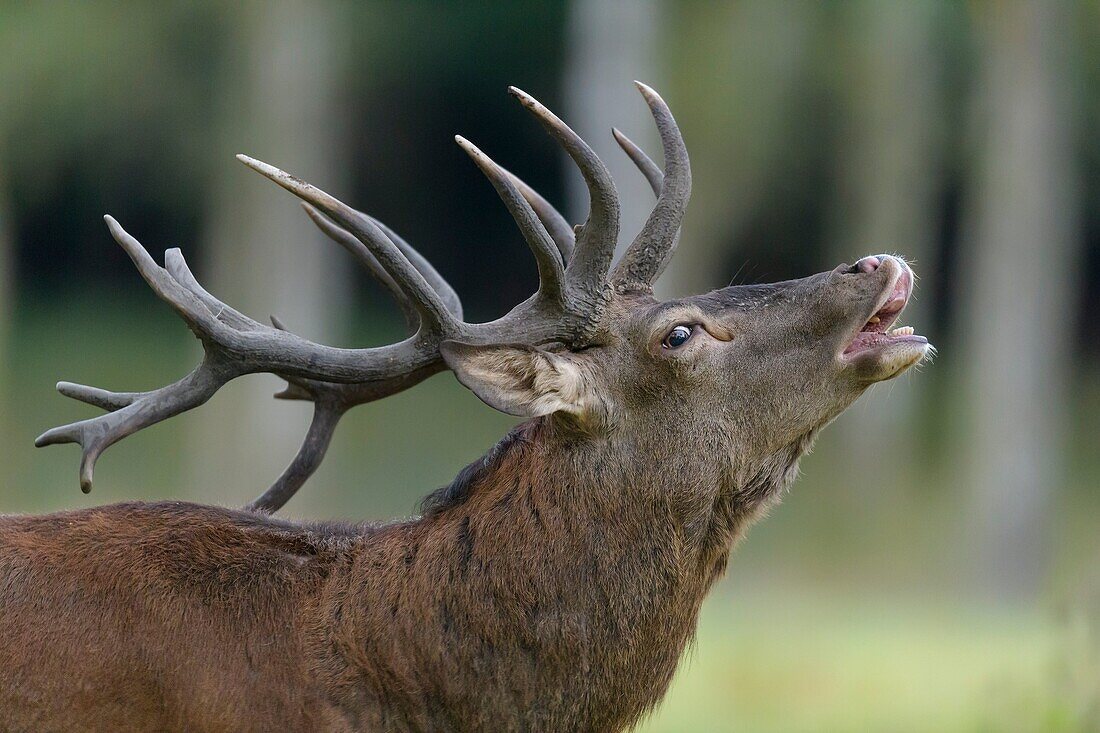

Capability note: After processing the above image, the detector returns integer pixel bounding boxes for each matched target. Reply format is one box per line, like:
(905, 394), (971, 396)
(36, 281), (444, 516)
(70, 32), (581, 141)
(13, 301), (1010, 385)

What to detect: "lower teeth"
(890, 326), (915, 336)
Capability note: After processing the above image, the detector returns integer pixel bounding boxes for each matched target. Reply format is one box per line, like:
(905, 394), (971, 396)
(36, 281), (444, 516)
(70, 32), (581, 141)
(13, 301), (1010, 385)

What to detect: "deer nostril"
(855, 256), (881, 274)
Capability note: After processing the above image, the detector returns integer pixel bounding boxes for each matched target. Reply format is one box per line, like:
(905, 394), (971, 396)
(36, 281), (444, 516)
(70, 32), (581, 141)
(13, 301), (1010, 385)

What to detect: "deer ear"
(440, 341), (591, 418)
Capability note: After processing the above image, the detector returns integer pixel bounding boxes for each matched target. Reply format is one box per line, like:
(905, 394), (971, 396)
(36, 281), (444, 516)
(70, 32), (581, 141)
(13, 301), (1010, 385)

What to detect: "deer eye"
(662, 325), (694, 349)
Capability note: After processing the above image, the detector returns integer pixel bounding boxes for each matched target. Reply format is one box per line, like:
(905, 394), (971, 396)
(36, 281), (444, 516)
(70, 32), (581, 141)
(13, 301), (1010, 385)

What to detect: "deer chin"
(841, 265), (931, 381)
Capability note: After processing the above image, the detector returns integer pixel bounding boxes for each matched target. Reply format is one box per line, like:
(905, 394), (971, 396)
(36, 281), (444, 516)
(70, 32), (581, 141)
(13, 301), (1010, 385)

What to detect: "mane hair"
(419, 422), (532, 516)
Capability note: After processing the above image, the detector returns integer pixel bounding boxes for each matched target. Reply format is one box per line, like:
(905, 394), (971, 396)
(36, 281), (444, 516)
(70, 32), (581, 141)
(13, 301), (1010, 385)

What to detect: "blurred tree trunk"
(0, 161), (11, 353)
(0, 160), (10, 462)
(563, 0), (659, 261)
(191, 2), (351, 506)
(0, 172), (9, 478)
(825, 2), (943, 476)
(0, 161), (11, 486)
(656, 0), (818, 297)
(958, 0), (1080, 599)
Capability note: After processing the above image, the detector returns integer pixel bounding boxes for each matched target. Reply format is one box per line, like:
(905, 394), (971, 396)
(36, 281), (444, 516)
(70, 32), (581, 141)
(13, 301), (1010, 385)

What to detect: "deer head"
(444, 251), (924, 504)
(36, 82), (930, 520)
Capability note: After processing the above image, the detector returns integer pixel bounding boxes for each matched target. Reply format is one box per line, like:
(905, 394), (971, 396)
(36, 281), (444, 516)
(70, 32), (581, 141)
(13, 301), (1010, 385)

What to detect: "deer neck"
(329, 419), (809, 728)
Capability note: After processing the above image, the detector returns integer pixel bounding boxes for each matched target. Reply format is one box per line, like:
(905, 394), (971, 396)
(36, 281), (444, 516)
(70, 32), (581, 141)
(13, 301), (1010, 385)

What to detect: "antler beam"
(37, 87), (630, 498)
(38, 83), (690, 503)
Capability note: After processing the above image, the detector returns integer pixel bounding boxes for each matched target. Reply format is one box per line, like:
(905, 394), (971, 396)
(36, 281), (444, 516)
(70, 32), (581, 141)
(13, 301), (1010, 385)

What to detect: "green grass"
(640, 586), (1098, 732)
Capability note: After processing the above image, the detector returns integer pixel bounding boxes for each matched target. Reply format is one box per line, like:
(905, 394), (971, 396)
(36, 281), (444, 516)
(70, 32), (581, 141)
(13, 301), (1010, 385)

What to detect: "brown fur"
(0, 422), (771, 732)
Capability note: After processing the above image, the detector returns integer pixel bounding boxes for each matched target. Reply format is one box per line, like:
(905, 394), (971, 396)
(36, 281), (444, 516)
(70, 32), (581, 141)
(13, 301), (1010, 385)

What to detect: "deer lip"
(842, 268), (926, 356)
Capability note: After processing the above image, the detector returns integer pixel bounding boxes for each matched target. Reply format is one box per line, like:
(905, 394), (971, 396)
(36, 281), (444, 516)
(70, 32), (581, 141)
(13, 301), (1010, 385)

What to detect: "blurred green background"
(1, 1), (1098, 730)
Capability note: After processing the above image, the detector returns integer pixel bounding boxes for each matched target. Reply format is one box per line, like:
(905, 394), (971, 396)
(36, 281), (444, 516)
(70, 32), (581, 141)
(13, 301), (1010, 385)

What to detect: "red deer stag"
(1, 83), (931, 731)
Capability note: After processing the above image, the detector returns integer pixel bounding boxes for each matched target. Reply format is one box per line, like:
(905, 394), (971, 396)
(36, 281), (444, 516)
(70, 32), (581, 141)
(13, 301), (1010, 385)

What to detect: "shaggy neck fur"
(313, 418), (813, 731)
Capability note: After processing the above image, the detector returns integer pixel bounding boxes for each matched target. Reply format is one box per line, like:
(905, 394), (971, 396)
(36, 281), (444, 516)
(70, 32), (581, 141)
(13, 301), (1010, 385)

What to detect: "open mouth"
(843, 266), (928, 356)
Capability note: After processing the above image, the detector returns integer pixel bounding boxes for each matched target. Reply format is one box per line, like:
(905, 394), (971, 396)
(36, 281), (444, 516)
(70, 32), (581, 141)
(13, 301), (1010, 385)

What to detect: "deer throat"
(332, 429), (727, 730)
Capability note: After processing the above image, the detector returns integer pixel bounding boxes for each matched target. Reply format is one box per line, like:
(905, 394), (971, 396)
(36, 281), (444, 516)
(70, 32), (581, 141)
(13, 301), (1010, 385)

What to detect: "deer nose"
(854, 255), (882, 273)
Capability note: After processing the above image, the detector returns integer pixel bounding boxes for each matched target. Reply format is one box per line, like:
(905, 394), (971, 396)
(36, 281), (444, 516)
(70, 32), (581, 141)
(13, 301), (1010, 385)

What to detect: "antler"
(37, 88), (623, 498)
(611, 82), (691, 292)
(501, 81), (691, 294)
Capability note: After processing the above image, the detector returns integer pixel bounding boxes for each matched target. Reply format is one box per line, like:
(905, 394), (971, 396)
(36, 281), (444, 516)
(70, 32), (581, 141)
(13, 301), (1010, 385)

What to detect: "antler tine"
(612, 128), (662, 196)
(236, 155), (459, 339)
(611, 127), (682, 279)
(244, 321), (452, 513)
(55, 382), (147, 412)
(500, 167), (574, 262)
(612, 82), (692, 292)
(366, 216), (463, 320)
(102, 216), (229, 336)
(508, 87), (620, 298)
(244, 403), (345, 513)
(163, 248), (260, 332)
(455, 136), (566, 301)
(36, 365), (232, 493)
(246, 314), (352, 514)
(301, 203), (419, 333)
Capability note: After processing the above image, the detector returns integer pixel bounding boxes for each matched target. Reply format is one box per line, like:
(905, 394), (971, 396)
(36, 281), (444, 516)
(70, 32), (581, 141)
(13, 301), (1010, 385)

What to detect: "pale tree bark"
(958, 0), (1080, 599)
(191, 2), (351, 505)
(655, 0), (818, 298)
(563, 0), (660, 264)
(0, 154), (13, 462)
(0, 159), (11, 355)
(825, 1), (944, 472)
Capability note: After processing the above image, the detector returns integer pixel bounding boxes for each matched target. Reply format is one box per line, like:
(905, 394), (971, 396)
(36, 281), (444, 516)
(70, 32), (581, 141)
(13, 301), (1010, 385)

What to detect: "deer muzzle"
(841, 255), (931, 381)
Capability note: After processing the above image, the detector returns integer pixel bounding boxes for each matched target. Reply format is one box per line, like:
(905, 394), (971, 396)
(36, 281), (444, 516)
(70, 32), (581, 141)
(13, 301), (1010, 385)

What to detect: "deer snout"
(854, 255), (881, 273)
(854, 253), (911, 275)
(876, 255), (914, 299)
(846, 255), (914, 299)
(837, 254), (900, 276)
